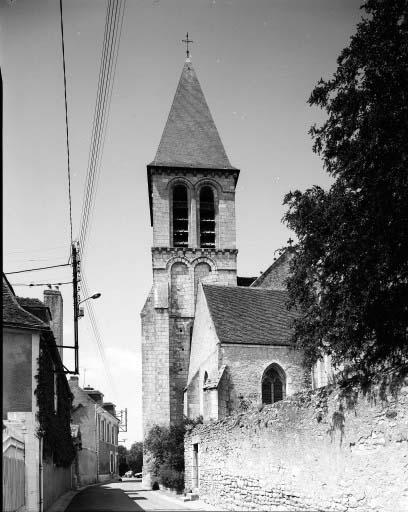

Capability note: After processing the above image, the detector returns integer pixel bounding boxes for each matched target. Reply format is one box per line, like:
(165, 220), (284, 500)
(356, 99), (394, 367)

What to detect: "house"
(2, 275), (74, 512)
(69, 377), (119, 484)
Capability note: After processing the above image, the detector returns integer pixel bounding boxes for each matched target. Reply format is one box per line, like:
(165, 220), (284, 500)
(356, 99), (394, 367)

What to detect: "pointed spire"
(150, 60), (235, 170)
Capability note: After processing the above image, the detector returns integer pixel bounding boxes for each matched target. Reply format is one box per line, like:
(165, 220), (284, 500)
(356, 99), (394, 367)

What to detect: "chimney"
(43, 288), (63, 362)
(84, 386), (104, 405)
(103, 402), (116, 417)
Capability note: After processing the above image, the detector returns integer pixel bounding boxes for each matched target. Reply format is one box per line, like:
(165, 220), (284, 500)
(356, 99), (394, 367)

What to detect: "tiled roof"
(16, 297), (45, 308)
(16, 297), (51, 323)
(150, 59), (236, 170)
(3, 276), (48, 331)
(202, 285), (298, 346)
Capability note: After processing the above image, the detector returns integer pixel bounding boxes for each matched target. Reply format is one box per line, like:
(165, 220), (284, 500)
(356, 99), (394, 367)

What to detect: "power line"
(81, 269), (117, 400)
(11, 281), (73, 287)
(5, 263), (71, 275)
(59, 0), (74, 246)
(80, 0), (124, 258)
(79, 0), (126, 261)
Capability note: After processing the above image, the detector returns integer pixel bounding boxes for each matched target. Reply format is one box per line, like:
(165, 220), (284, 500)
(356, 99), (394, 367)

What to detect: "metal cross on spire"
(182, 32), (194, 59)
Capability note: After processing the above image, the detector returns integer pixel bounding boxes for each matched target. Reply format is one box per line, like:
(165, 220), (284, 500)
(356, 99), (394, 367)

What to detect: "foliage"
(157, 464), (185, 493)
(118, 445), (130, 476)
(35, 333), (75, 467)
(283, 0), (408, 378)
(144, 417), (202, 491)
(128, 441), (143, 474)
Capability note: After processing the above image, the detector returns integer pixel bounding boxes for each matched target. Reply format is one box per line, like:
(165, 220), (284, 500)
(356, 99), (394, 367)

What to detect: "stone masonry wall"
(185, 371), (408, 511)
(221, 344), (306, 412)
(150, 169), (237, 249)
(251, 249), (294, 290)
(143, 247), (237, 433)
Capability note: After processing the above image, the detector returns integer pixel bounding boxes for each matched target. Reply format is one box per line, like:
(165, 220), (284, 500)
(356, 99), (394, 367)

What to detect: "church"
(141, 52), (327, 437)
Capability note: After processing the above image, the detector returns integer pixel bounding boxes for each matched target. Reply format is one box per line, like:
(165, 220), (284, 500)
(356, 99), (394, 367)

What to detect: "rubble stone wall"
(185, 372), (408, 511)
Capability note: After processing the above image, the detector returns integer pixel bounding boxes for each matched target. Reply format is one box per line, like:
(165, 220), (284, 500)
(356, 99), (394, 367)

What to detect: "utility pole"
(72, 242), (80, 374)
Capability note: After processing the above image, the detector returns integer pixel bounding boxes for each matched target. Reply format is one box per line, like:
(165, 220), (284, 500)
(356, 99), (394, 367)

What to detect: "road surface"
(65, 479), (217, 511)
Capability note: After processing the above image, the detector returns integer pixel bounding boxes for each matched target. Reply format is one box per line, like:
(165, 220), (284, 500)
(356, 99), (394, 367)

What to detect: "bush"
(145, 416), (202, 492)
(158, 464), (185, 493)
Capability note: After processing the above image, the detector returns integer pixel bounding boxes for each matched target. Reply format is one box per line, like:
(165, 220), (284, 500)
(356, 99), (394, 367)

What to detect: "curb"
(46, 480), (117, 512)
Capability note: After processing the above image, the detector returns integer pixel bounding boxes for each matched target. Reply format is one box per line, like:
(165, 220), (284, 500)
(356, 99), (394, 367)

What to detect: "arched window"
(203, 371), (208, 386)
(261, 365), (285, 404)
(173, 184), (189, 247)
(199, 186), (215, 249)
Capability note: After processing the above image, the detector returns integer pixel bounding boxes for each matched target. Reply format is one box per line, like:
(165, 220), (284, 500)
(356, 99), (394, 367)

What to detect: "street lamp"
(74, 292), (101, 374)
(79, 293), (101, 305)
(78, 293), (101, 317)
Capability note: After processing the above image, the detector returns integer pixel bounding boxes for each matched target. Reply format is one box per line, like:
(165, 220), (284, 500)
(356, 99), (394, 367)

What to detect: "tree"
(127, 442), (143, 474)
(283, 0), (408, 379)
(118, 445), (129, 476)
(144, 417), (202, 492)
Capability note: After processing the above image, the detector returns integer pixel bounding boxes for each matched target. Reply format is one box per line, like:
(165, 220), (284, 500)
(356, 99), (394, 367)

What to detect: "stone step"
(184, 493), (200, 501)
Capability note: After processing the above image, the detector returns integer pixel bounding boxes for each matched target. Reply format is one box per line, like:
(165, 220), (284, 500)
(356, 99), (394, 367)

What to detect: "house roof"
(3, 275), (49, 331)
(16, 297), (52, 323)
(202, 284), (298, 346)
(150, 59), (236, 170)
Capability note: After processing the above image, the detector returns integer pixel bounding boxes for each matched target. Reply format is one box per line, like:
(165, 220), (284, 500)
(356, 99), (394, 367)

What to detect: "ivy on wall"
(35, 332), (75, 467)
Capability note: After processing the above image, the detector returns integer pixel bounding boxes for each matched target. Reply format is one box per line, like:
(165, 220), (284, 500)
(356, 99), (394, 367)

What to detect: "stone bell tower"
(141, 54), (240, 437)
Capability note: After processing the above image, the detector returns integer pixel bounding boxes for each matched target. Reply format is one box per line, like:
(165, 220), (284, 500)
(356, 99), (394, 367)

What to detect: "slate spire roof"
(150, 58), (236, 170)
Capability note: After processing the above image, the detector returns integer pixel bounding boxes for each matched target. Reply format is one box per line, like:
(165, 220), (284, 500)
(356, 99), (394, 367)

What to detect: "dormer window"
(172, 184), (189, 247)
(199, 186), (215, 248)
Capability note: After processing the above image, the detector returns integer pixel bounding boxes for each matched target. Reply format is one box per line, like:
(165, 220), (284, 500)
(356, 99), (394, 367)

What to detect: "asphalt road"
(65, 479), (213, 512)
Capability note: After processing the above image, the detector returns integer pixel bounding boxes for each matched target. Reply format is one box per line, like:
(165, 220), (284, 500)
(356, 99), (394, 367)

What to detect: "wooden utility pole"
(72, 243), (79, 374)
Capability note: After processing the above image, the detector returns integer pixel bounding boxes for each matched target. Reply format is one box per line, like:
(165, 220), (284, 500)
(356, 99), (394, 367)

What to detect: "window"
(172, 184), (189, 247)
(199, 186), (215, 248)
(261, 365), (285, 404)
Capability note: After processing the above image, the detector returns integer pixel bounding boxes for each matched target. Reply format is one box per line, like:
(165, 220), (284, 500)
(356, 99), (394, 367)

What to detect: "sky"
(1, 0), (362, 445)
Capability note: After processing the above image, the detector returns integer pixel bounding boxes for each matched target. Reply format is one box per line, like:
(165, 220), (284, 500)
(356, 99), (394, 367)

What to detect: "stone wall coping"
(185, 369), (408, 439)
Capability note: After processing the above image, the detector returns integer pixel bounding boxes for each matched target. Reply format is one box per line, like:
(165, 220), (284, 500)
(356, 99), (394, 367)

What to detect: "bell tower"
(141, 54), (239, 436)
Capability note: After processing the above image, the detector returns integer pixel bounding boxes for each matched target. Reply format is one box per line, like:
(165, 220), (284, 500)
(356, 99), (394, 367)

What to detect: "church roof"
(202, 285), (298, 346)
(250, 248), (294, 289)
(150, 59), (236, 170)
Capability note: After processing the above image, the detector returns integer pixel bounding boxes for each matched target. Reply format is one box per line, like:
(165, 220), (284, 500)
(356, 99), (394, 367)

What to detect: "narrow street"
(65, 479), (215, 512)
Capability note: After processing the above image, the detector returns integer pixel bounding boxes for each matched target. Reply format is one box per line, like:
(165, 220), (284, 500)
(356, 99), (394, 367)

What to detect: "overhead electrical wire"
(59, 0), (74, 247)
(80, 269), (117, 400)
(5, 263), (72, 275)
(11, 281), (73, 288)
(79, 0), (126, 261)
